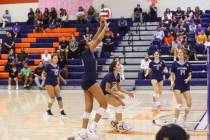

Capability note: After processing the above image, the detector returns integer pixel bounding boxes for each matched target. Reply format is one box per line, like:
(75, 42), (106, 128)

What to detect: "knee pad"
(152, 93), (160, 99)
(96, 107), (106, 116)
(115, 106), (124, 114)
(176, 104), (182, 110)
(82, 112), (91, 119)
(56, 93), (62, 104)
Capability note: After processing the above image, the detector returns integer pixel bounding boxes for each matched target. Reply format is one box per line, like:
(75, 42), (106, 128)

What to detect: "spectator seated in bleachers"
(195, 24), (202, 35)
(148, 4), (157, 22)
(60, 9), (69, 27)
(17, 48), (29, 70)
(156, 124), (189, 140)
(5, 49), (16, 72)
(182, 37), (198, 61)
(1, 10), (11, 29)
(185, 7), (194, 18)
(58, 51), (68, 79)
(170, 16), (178, 30)
(76, 6), (86, 23)
(188, 20), (196, 33)
(102, 27), (114, 54)
(133, 4), (143, 23)
(163, 8), (172, 20)
(152, 27), (165, 44)
(171, 36), (182, 61)
(194, 6), (202, 22)
(83, 26), (93, 42)
(118, 16), (128, 35)
(42, 8), (50, 28)
(196, 29), (207, 45)
(35, 8), (42, 23)
(8, 65), (19, 90)
(2, 31), (15, 54)
(164, 32), (174, 47)
(49, 7), (57, 23)
(87, 6), (98, 23)
(162, 14), (171, 30)
(27, 8), (35, 25)
(34, 61), (45, 90)
(174, 7), (184, 19)
(12, 22), (21, 38)
(34, 19), (44, 33)
(20, 62), (33, 89)
(58, 36), (69, 60)
(139, 54), (151, 79)
(69, 33), (79, 59)
(41, 50), (51, 65)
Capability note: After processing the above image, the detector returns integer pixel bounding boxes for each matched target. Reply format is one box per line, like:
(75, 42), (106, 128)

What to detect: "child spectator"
(20, 62), (33, 89)
(12, 22), (21, 38)
(27, 8), (35, 25)
(8, 65), (19, 90)
(6, 49), (16, 72)
(1, 10), (11, 28)
(34, 61), (45, 90)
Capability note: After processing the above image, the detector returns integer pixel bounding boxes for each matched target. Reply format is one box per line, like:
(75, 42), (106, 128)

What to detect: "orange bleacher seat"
(34, 59), (42, 65)
(15, 43), (30, 48)
(0, 60), (8, 65)
(0, 66), (5, 72)
(16, 48), (55, 54)
(45, 28), (77, 33)
(53, 42), (59, 48)
(27, 32), (79, 38)
(21, 38), (36, 43)
(1, 54), (8, 60)
(0, 72), (9, 78)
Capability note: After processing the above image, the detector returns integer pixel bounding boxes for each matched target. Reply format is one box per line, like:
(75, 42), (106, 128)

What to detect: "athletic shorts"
(173, 82), (190, 93)
(81, 79), (96, 90)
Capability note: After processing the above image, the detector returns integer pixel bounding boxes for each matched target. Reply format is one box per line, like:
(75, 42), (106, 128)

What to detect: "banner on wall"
(39, 0), (93, 16)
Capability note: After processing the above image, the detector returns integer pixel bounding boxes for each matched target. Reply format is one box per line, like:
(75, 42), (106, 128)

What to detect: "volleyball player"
(68, 19), (108, 140)
(100, 61), (134, 131)
(171, 49), (192, 126)
(42, 54), (67, 117)
(145, 51), (168, 109)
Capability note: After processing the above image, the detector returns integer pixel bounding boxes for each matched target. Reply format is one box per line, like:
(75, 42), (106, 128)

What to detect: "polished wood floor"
(0, 89), (207, 140)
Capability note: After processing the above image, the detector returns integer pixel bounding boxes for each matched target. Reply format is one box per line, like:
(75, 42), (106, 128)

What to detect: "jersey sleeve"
(20, 69), (24, 75)
(171, 62), (176, 73)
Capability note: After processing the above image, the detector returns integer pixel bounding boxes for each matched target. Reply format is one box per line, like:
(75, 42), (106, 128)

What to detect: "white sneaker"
(116, 122), (132, 132)
(87, 125), (99, 140)
(8, 86), (11, 90)
(67, 133), (88, 140)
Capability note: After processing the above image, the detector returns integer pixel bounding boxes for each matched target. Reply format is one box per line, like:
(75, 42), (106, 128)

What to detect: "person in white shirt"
(140, 54), (151, 79)
(2, 10), (11, 28)
(153, 27), (165, 41)
(41, 50), (51, 65)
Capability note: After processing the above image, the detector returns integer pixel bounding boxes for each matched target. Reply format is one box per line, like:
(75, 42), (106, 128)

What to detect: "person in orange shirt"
(196, 30), (207, 44)
(164, 32), (174, 47)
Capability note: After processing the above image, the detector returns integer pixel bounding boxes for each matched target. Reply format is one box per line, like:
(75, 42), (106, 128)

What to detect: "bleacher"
(0, 18), (134, 87)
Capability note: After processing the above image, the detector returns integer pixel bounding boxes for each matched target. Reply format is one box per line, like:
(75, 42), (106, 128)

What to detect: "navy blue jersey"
(149, 60), (166, 80)
(81, 48), (97, 82)
(171, 61), (192, 83)
(44, 64), (60, 86)
(100, 72), (120, 95)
